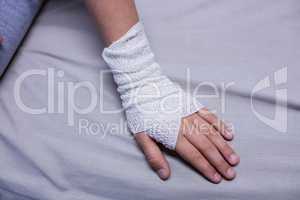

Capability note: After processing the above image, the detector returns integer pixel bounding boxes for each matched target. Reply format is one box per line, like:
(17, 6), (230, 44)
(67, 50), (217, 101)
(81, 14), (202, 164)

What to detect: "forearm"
(85, 0), (139, 46)
(86, 0), (202, 149)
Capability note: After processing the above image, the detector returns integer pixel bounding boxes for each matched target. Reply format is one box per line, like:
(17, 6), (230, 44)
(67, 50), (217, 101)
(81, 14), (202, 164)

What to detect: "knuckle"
(146, 154), (163, 168)
(198, 124), (210, 136)
(190, 152), (203, 163)
(202, 143), (215, 153)
(148, 156), (161, 166)
(207, 128), (218, 137)
(224, 165), (232, 174)
(222, 144), (234, 156)
(207, 113), (217, 123)
(218, 161), (230, 173)
(215, 156), (225, 165)
(216, 139), (228, 150)
(219, 121), (227, 130)
(201, 162), (213, 173)
(209, 116), (217, 123)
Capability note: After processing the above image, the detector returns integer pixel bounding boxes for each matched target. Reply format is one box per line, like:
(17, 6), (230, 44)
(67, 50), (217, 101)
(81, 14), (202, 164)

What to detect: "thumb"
(135, 132), (171, 180)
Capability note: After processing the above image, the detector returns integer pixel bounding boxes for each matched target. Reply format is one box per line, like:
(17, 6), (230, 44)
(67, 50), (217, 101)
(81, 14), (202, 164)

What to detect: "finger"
(184, 119), (236, 180)
(135, 132), (171, 180)
(204, 123), (240, 166)
(195, 111), (240, 165)
(175, 134), (222, 183)
(198, 108), (234, 140)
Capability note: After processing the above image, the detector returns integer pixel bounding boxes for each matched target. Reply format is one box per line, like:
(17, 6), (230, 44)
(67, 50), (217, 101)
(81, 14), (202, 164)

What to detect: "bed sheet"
(0, 0), (299, 199)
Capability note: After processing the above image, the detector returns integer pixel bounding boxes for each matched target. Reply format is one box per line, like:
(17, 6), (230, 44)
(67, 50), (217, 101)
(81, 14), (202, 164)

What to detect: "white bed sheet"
(0, 0), (299, 199)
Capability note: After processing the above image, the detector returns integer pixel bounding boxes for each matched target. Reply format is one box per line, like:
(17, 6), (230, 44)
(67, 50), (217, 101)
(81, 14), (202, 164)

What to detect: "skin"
(85, 0), (240, 183)
(0, 36), (3, 44)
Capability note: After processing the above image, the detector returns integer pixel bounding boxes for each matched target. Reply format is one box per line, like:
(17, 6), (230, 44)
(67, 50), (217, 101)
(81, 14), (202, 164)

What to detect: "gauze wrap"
(102, 22), (204, 149)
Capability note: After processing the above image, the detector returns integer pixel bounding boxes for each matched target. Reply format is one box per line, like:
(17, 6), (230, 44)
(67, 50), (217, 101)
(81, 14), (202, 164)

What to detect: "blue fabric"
(0, 0), (43, 77)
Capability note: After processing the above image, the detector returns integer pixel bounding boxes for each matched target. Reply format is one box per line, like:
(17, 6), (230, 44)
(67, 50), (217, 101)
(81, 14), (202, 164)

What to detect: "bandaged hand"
(103, 22), (239, 182)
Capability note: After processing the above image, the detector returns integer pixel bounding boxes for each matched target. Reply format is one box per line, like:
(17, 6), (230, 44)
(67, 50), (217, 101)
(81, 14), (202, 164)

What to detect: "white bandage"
(102, 22), (204, 149)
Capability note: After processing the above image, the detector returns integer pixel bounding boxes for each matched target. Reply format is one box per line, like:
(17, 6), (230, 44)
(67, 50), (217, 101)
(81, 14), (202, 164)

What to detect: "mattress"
(0, 0), (299, 199)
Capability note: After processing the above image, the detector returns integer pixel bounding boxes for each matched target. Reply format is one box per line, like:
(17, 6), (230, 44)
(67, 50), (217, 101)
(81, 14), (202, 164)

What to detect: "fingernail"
(225, 130), (233, 138)
(229, 154), (239, 165)
(226, 168), (236, 179)
(157, 169), (169, 180)
(213, 173), (222, 183)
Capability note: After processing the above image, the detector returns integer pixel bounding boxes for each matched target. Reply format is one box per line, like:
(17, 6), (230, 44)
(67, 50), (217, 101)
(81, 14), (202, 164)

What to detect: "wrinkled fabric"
(0, 0), (299, 199)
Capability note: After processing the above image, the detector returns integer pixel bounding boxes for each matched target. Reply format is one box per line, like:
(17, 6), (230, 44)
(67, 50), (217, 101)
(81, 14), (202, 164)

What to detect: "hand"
(135, 108), (240, 183)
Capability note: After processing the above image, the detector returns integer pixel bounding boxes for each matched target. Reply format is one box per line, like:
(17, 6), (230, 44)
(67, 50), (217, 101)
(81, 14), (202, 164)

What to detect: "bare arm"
(85, 0), (139, 46)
